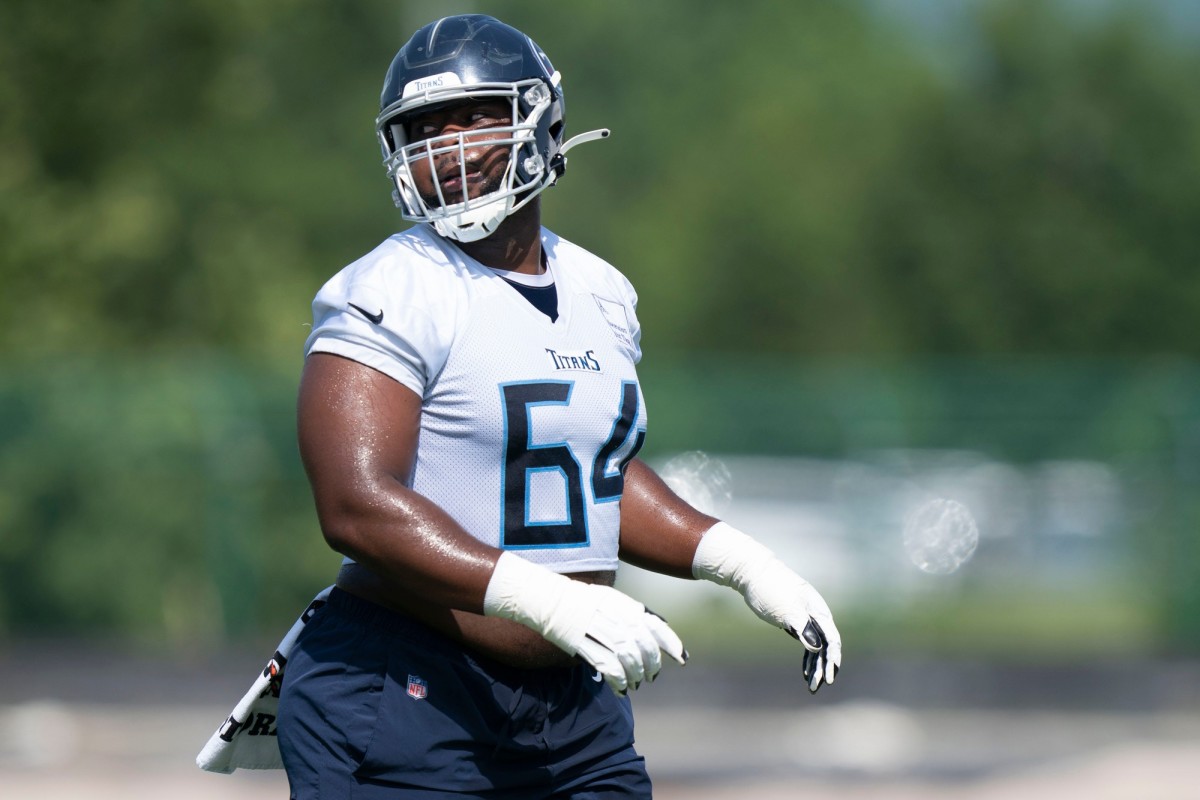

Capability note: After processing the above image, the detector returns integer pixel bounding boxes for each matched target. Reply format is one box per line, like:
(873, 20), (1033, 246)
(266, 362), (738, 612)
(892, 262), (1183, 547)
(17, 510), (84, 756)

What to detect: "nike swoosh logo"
(591, 670), (604, 683)
(348, 303), (384, 325)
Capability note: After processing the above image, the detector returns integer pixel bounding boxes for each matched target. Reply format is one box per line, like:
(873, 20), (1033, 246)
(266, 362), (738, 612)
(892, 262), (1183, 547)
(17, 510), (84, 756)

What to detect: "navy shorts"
(277, 587), (652, 799)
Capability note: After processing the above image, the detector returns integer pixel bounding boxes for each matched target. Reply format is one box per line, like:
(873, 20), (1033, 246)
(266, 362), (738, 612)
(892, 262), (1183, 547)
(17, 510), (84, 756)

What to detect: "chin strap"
(561, 128), (611, 155)
(551, 128), (610, 183)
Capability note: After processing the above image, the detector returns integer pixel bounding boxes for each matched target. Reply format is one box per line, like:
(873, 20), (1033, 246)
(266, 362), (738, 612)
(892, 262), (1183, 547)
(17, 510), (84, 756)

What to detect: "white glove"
(483, 552), (687, 694)
(692, 522), (842, 693)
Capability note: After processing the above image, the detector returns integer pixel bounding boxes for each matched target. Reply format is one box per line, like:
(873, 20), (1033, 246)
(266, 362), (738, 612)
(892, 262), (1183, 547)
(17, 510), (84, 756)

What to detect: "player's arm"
(618, 458), (843, 692)
(297, 353), (685, 692)
(298, 352), (494, 609)
(616, 458), (717, 577)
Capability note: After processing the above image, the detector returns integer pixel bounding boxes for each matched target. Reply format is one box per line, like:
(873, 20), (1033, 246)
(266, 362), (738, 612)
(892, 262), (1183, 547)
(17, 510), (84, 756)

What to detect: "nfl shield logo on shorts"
(406, 675), (428, 700)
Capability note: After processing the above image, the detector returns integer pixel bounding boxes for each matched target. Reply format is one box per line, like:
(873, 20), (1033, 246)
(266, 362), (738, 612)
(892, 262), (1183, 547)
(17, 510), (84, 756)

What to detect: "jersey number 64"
(500, 380), (644, 549)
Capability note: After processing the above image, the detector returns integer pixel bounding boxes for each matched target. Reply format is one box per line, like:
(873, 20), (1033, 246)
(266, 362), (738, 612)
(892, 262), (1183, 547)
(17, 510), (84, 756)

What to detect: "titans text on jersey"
(546, 348), (602, 372)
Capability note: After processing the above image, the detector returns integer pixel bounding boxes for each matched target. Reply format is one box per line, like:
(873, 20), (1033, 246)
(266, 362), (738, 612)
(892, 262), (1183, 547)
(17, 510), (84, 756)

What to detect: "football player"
(275, 14), (841, 798)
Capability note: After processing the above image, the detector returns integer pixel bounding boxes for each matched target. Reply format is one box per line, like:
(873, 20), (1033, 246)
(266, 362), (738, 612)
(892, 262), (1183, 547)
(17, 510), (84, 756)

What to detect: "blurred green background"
(2, 0), (1200, 666)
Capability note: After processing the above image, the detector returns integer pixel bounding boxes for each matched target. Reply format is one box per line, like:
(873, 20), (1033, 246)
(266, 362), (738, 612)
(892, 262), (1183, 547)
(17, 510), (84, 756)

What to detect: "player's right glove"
(483, 551), (687, 694)
(692, 522), (842, 693)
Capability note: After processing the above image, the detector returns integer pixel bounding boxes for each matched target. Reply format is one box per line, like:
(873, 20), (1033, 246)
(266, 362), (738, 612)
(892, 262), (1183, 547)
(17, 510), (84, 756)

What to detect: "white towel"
(196, 586), (333, 773)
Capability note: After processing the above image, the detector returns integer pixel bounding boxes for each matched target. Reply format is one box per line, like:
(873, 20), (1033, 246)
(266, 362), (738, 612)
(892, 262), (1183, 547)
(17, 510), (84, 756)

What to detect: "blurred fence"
(1, 353), (1198, 655)
(637, 354), (1200, 657)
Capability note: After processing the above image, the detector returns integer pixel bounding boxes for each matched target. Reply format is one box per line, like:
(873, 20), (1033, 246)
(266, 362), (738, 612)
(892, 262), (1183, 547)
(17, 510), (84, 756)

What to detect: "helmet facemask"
(378, 78), (560, 243)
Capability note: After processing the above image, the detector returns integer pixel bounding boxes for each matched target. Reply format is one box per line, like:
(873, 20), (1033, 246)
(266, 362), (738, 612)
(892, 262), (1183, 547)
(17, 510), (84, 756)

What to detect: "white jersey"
(305, 225), (647, 573)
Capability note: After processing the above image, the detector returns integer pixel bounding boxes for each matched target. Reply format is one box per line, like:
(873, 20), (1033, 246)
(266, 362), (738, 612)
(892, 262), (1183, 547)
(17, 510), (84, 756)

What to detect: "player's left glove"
(692, 522), (842, 693)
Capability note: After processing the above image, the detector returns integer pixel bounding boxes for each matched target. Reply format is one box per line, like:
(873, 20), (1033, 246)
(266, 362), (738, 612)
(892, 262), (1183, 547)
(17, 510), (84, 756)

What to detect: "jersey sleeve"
(617, 272), (643, 364)
(303, 239), (454, 396)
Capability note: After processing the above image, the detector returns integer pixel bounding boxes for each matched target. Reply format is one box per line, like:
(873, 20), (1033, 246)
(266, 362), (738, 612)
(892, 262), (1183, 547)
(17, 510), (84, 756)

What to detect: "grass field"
(2, 646), (1198, 798)
(1, 704), (1197, 799)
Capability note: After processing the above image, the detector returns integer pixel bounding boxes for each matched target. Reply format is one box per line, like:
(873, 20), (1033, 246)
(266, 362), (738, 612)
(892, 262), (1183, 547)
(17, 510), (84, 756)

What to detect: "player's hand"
(483, 552), (687, 694)
(693, 522), (842, 693)
(569, 585), (687, 694)
(741, 558), (841, 693)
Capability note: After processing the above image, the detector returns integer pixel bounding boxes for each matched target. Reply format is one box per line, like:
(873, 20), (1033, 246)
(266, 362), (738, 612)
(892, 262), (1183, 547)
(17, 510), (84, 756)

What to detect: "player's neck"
(455, 201), (544, 276)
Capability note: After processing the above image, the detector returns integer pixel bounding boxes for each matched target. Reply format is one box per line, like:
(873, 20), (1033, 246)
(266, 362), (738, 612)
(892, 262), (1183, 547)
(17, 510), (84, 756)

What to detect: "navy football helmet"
(376, 15), (608, 242)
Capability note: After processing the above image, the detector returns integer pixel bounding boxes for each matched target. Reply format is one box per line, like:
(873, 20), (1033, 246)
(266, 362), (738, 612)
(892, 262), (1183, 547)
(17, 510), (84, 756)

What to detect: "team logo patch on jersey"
(592, 295), (635, 355)
(406, 675), (428, 700)
(546, 348), (602, 373)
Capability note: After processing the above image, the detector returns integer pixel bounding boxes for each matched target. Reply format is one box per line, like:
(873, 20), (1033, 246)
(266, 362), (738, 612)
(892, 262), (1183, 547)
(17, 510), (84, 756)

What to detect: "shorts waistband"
(324, 586), (464, 657)
(322, 586), (584, 686)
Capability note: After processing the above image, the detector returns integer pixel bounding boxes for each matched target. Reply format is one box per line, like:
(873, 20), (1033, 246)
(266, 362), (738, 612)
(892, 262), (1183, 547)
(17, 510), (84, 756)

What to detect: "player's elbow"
(312, 497), (380, 562)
